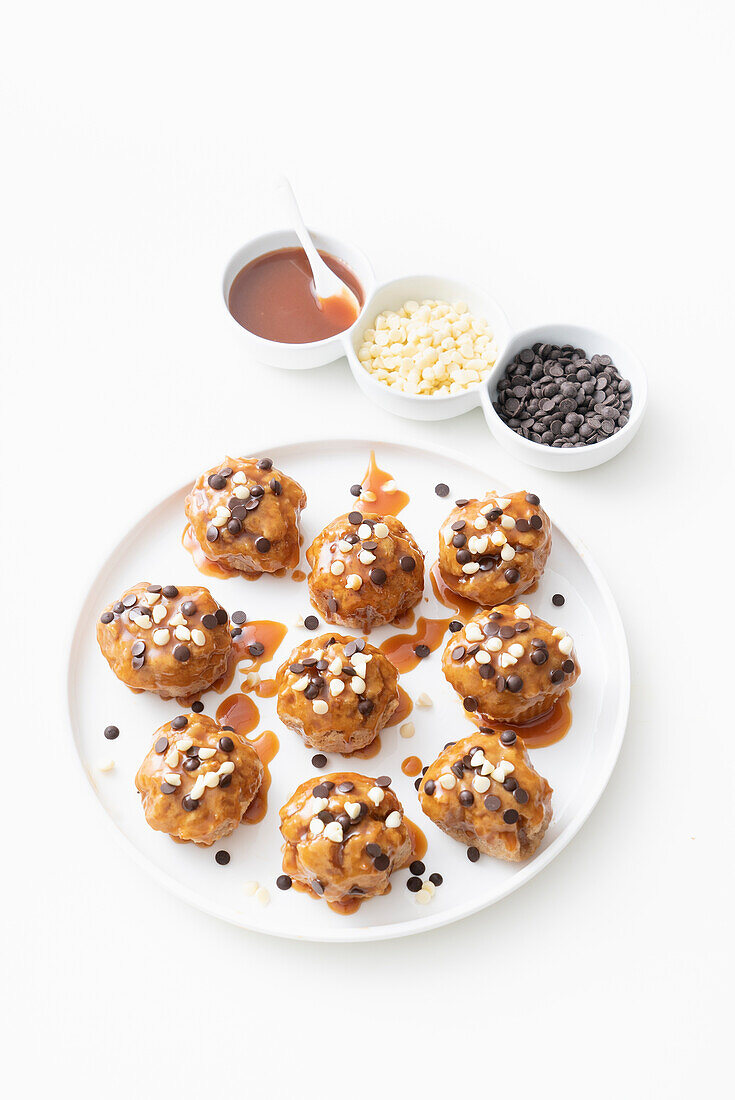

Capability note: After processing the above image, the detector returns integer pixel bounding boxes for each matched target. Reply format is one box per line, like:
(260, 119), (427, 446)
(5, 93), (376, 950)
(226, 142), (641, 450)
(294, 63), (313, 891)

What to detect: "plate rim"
(65, 435), (630, 943)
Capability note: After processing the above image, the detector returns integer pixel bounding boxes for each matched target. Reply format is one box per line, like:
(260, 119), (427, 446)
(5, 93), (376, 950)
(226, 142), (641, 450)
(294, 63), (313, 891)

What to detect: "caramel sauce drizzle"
(181, 523), (243, 580)
(429, 561), (478, 622)
(387, 685), (413, 726)
(401, 755), (423, 777)
(354, 451), (410, 516)
(490, 690), (573, 749)
(379, 615), (452, 673)
(212, 619), (288, 696)
(214, 693), (279, 825)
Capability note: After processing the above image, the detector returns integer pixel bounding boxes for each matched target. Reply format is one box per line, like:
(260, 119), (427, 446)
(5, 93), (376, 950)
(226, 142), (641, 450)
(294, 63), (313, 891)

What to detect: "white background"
(1, 1), (732, 1096)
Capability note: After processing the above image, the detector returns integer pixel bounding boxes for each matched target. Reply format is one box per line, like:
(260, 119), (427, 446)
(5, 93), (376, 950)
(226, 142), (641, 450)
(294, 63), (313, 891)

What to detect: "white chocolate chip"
(345, 574), (363, 591)
(169, 613), (185, 627)
(243, 880), (259, 896)
(475, 650), (492, 664)
(176, 737), (193, 751)
(130, 611), (152, 630)
(233, 485), (250, 500)
(98, 759), (115, 773)
(152, 604), (167, 624)
(338, 539), (354, 552)
(439, 773), (456, 791)
(152, 628), (170, 646)
(324, 821), (344, 842)
(465, 623), (484, 643)
(145, 592), (161, 605)
(496, 498), (511, 508)
(215, 505), (231, 518)
(470, 750), (486, 768)
(312, 700), (329, 715)
(309, 817), (325, 836)
(204, 772), (219, 789)
(191, 629), (206, 647)
(330, 561), (345, 576)
(385, 811), (402, 829)
(416, 693), (433, 708)
(310, 797), (328, 812)
(499, 653), (517, 667)
(344, 801), (361, 821)
(351, 676), (366, 694)
(508, 643), (525, 658)
(218, 761), (235, 775)
(473, 775), (491, 793)
(486, 637), (503, 652)
(500, 545), (516, 561)
(198, 747), (216, 760)
(480, 759), (494, 776)
(211, 513), (228, 528)
(231, 471), (247, 484)
(164, 748), (180, 768)
(559, 635), (574, 655)
(328, 656), (343, 675)
(362, 490), (377, 502)
(474, 515), (488, 530)
(373, 522), (389, 539)
(462, 562), (480, 574)
(329, 679), (345, 697)
(190, 775), (206, 800)
(399, 721), (415, 738)
(490, 531), (507, 546)
(416, 887), (432, 905)
(255, 887), (270, 907)
(368, 786), (385, 805)
(293, 675), (309, 691)
(358, 549), (376, 565)
(500, 514), (515, 529)
(514, 605), (531, 619)
(174, 625), (191, 642)
(552, 626), (566, 639)
(357, 523), (372, 539)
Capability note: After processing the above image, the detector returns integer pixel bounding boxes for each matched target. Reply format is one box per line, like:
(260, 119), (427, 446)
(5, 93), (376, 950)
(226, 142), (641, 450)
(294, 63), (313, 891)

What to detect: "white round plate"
(67, 438), (629, 942)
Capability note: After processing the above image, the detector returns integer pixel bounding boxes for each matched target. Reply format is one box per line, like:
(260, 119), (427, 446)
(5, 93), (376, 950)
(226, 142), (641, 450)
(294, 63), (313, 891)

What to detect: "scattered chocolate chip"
(435, 483), (450, 497)
(183, 757), (199, 772)
(327, 597), (338, 613)
(451, 519), (466, 531)
(552, 593), (565, 607)
(506, 675), (523, 693)
(248, 642), (265, 657)
(484, 794), (502, 811)
(455, 498), (469, 507)
(429, 872), (443, 886)
(449, 620), (463, 633)
(452, 645), (466, 661)
(348, 510), (363, 525)
(503, 776), (518, 792)
(205, 525), (219, 542)
(349, 483), (362, 497)
(410, 860), (425, 876)
(173, 644), (190, 662)
(463, 696), (478, 712)
(407, 876), (423, 892)
(154, 736), (169, 754)
(113, 601), (124, 614)
(369, 567), (387, 586)
(496, 675), (506, 692)
(162, 585), (178, 598)
(531, 649), (548, 665)
(365, 843), (382, 858)
(336, 781), (354, 794)
(451, 762), (465, 779)
(191, 701), (204, 714)
(499, 625), (515, 639)
(208, 473), (226, 490)
(215, 850), (230, 866)
(550, 668), (565, 684)
(185, 745), (199, 758)
(182, 601), (197, 617)
(201, 613), (217, 629)
(218, 736), (234, 753)
(459, 790), (474, 806)
(467, 846), (480, 862)
(304, 615), (319, 631)
(376, 775), (392, 788)
(270, 478), (282, 495)
(104, 725), (119, 740)
(525, 493), (540, 505)
(530, 515), (543, 530)
(504, 568), (520, 583)
(214, 608), (228, 626)
(255, 537), (271, 553)
(257, 457), (273, 470)
(227, 518), (242, 535)
(311, 753), (327, 768)
(414, 644), (430, 659)
(424, 780), (435, 795)
(276, 874), (292, 890)
(123, 593), (138, 608)
(131, 656), (145, 670)
(479, 663), (495, 680)
(514, 788), (529, 804)
(100, 611), (114, 624)
(562, 659), (575, 673)
(503, 808), (519, 824)
(500, 730), (517, 746)
(161, 782), (177, 795)
(399, 555), (416, 572)
(171, 716), (188, 730)
(182, 796), (199, 811)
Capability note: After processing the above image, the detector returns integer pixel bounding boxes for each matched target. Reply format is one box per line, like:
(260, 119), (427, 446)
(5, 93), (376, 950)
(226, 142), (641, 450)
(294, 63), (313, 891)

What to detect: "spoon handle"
(275, 176), (328, 290)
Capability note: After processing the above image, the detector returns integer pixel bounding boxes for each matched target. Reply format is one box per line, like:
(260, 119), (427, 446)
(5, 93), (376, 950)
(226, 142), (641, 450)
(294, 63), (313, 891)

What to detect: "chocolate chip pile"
(493, 344), (632, 447)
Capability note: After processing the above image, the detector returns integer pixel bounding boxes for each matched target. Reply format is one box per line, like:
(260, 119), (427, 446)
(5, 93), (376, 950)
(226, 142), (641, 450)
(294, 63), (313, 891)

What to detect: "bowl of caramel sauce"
(223, 230), (374, 369)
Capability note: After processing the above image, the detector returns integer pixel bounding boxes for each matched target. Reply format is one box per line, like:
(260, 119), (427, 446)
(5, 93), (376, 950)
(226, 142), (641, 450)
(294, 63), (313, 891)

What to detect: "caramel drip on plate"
(492, 690), (573, 749)
(354, 451), (410, 516)
(380, 615), (452, 673)
(243, 729), (279, 824)
(430, 561), (478, 621)
(386, 686), (413, 727)
(401, 755), (423, 777)
(215, 692), (260, 736)
(181, 523), (242, 580)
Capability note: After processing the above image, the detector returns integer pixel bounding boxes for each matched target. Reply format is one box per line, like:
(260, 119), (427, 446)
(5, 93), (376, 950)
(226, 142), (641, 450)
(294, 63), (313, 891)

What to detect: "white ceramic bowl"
(343, 275), (512, 421)
(480, 323), (647, 472)
(222, 229), (375, 369)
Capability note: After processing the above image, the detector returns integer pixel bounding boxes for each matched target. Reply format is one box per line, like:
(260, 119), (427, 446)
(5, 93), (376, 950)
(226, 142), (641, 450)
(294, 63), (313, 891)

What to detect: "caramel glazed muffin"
(419, 729), (552, 862)
(135, 713), (263, 845)
(306, 510), (424, 631)
(185, 456), (306, 575)
(437, 490), (551, 607)
(443, 602), (580, 724)
(280, 773), (412, 908)
(276, 634), (399, 754)
(97, 582), (232, 700)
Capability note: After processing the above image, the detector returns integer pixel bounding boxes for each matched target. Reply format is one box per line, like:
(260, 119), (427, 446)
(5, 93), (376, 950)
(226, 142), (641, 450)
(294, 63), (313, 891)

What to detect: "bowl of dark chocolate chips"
(480, 324), (647, 471)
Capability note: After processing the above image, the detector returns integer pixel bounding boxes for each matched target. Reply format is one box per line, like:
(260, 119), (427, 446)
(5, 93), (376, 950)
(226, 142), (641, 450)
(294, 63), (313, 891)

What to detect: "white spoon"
(276, 176), (360, 316)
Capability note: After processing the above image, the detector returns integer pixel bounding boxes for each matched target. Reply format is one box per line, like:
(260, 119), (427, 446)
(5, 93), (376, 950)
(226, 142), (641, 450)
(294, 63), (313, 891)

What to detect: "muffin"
(276, 634), (399, 754)
(437, 490), (551, 607)
(419, 728), (552, 861)
(442, 602), (579, 724)
(97, 582), (231, 700)
(306, 510), (424, 631)
(135, 713), (263, 845)
(185, 456), (306, 576)
(279, 772), (412, 909)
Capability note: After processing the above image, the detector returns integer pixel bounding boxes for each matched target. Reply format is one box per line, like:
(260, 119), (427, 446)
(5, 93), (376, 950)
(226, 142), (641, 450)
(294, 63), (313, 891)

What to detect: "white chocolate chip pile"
(357, 299), (498, 396)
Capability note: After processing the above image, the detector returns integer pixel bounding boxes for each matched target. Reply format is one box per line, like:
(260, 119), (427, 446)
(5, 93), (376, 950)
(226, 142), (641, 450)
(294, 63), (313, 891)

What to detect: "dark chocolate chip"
(218, 736), (234, 753)
(435, 483), (450, 497)
(173, 644), (190, 662)
(311, 753), (327, 768)
(429, 873), (443, 887)
(407, 876), (423, 892)
(484, 794), (502, 811)
(506, 675), (523, 692)
(160, 782), (177, 795)
(348, 511), (363, 525)
(399, 555), (416, 572)
(104, 725), (119, 740)
(276, 874), (292, 890)
(504, 568), (520, 583)
(256, 458), (273, 470)
(459, 790), (474, 806)
(304, 615), (319, 631)
(255, 536), (271, 553)
(525, 493), (540, 505)
(503, 808), (519, 824)
(463, 696), (478, 712)
(154, 736), (169, 754)
(369, 567), (387, 585)
(424, 780), (436, 796)
(550, 668), (565, 684)
(162, 585), (178, 598)
(215, 608), (228, 625)
(449, 621), (463, 633)
(467, 846), (480, 862)
(215, 850), (230, 865)
(514, 788), (529, 804)
(414, 644), (430, 659)
(171, 715), (188, 730)
(500, 730), (517, 746)
(182, 796), (199, 811)
(100, 611), (114, 624)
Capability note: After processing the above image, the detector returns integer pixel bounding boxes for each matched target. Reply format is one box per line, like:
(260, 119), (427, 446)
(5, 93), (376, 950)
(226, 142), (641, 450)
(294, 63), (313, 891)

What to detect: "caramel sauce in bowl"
(223, 229), (374, 370)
